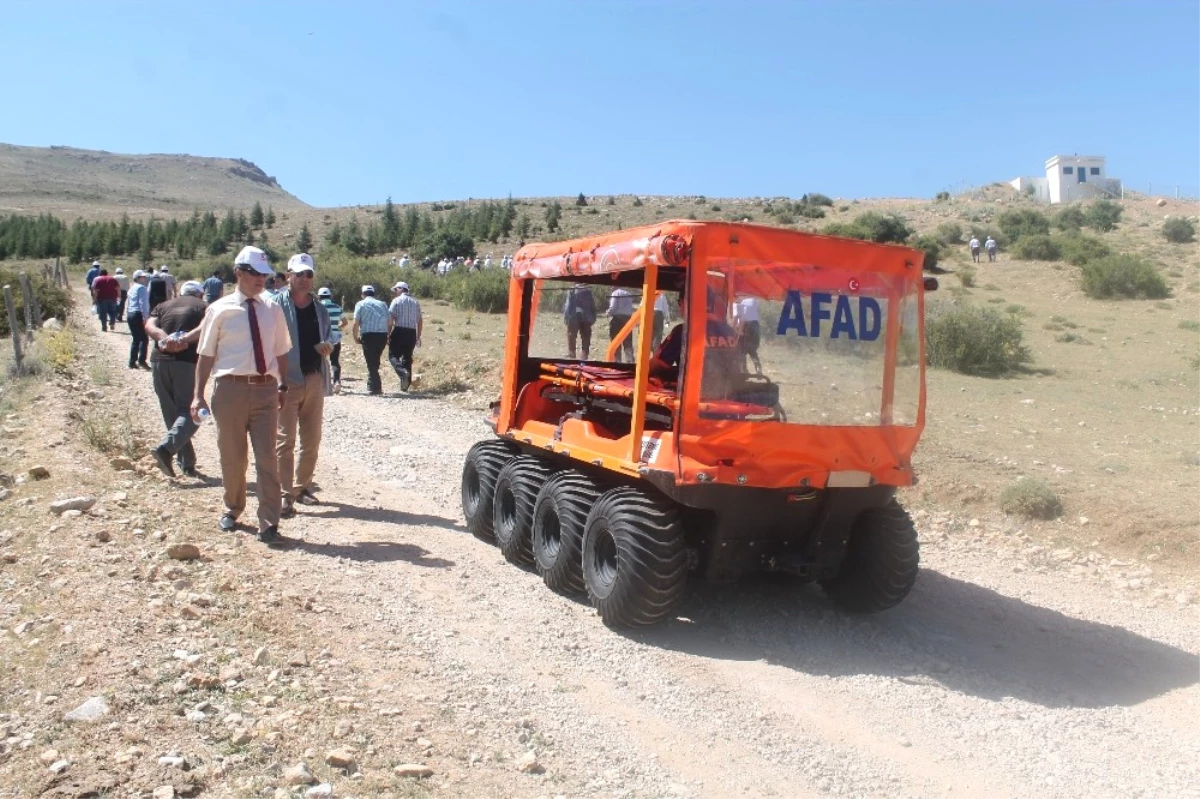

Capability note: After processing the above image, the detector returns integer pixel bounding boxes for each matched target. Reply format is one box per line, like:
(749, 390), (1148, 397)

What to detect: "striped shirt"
(320, 298), (344, 344)
(388, 294), (421, 329)
(353, 297), (390, 334)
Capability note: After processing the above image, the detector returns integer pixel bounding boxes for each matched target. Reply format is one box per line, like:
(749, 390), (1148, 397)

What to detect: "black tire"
(493, 456), (558, 566)
(532, 471), (604, 595)
(582, 487), (687, 628)
(461, 440), (518, 543)
(820, 500), (919, 613)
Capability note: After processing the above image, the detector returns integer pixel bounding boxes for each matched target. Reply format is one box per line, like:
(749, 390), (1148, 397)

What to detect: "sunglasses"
(292, 270), (314, 279)
(236, 266), (266, 276)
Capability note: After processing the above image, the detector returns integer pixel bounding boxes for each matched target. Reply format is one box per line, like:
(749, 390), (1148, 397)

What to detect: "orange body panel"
(497, 221), (928, 494)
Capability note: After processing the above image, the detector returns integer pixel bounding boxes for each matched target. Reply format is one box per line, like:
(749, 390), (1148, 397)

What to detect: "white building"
(1009, 155), (1122, 204)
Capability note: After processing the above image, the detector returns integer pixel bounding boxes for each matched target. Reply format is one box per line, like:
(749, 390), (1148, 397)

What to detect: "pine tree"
(250, 202), (265, 229)
(576, 192), (588, 207)
(545, 201), (562, 233)
(382, 197), (400, 250)
(296, 223), (312, 253)
(265, 206), (276, 228)
(515, 212), (531, 240)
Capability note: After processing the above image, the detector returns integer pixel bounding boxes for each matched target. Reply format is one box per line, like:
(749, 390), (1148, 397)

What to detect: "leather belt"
(218, 374), (277, 385)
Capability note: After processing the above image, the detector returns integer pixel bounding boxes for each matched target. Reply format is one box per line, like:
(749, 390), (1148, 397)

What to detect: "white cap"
(181, 281), (204, 298)
(114, 267), (124, 274)
(160, 265), (170, 273)
(361, 285), (375, 295)
(92, 261), (101, 267)
(234, 245), (272, 275)
(392, 281), (409, 292)
(287, 253), (315, 273)
(317, 287), (332, 298)
(132, 269), (147, 279)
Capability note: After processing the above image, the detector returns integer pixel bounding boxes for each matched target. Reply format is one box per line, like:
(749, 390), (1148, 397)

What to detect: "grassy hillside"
(0, 143), (306, 219)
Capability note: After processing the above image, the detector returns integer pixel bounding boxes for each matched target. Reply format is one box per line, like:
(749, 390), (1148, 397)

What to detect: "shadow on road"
(301, 500), (464, 533)
(288, 538), (454, 568)
(630, 569), (1197, 709)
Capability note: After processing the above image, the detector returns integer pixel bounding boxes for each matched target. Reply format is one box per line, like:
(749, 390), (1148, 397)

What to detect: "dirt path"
(2, 314), (1197, 799)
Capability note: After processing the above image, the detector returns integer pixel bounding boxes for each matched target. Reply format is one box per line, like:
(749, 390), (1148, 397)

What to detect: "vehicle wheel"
(820, 500), (919, 613)
(532, 471), (604, 595)
(493, 456), (558, 566)
(582, 487), (687, 627)
(461, 440), (518, 543)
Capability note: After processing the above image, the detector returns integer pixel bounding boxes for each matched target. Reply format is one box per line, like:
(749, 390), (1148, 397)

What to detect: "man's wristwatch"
(278, 386), (288, 393)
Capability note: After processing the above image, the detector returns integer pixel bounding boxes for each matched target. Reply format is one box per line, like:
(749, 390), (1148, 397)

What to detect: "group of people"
(348, 281), (423, 395)
(385, 252), (514, 274)
(969, 235), (998, 263)
(86, 247), (380, 548)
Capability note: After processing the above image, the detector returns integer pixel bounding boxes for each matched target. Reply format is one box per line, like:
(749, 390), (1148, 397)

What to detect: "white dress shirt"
(733, 297), (760, 323)
(197, 289), (292, 383)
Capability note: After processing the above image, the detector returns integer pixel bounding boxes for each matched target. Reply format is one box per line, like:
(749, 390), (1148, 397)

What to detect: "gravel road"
(298, 380), (1199, 799)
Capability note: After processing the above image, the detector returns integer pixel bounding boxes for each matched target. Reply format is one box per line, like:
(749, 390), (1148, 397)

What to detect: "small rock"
(219, 666), (243, 683)
(28, 466), (50, 480)
(253, 646), (268, 666)
(289, 652), (309, 667)
(63, 696), (109, 723)
(230, 730), (252, 746)
(1156, 198), (1168, 207)
(167, 543), (202, 561)
(516, 750), (544, 774)
(39, 749), (60, 765)
(305, 785), (333, 799)
(95, 530), (112, 543)
(1176, 592), (1193, 606)
(49, 496), (96, 514)
(153, 786), (175, 799)
(185, 710), (206, 723)
(0, 488), (10, 502)
(109, 457), (135, 471)
(333, 719), (353, 739)
(325, 748), (357, 770)
(968, 518), (980, 528)
(180, 606), (202, 620)
(48, 759), (70, 774)
(283, 763), (316, 786)
(1078, 516), (1089, 525)
(393, 764), (433, 778)
(158, 755), (186, 768)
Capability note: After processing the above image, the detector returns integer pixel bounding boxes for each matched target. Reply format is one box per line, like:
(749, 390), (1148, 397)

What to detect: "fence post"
(4, 285), (24, 375)
(17, 273), (35, 341)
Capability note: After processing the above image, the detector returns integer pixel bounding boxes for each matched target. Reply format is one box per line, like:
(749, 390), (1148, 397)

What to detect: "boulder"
(64, 696), (109, 723)
(50, 497), (96, 514)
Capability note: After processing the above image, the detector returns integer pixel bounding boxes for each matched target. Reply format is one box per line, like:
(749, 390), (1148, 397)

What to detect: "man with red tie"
(192, 246), (293, 546)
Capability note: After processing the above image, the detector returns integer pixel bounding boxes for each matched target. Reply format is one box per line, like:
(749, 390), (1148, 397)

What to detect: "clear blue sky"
(2, 0), (1197, 207)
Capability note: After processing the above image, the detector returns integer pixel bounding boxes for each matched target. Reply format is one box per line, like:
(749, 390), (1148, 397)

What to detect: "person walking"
(147, 269), (169, 314)
(113, 267), (130, 322)
(202, 270), (224, 304)
(85, 260), (101, 289)
(317, 287), (344, 392)
(985, 236), (997, 262)
(387, 281), (423, 392)
(90, 269), (121, 332)
(605, 287), (635, 362)
(351, 285), (390, 395)
(275, 254), (334, 517)
(159, 265), (177, 299)
(563, 283), (596, 360)
(733, 295), (762, 374)
(969, 236), (981, 264)
(191, 246), (292, 546)
(125, 270), (151, 369)
(145, 281), (207, 478)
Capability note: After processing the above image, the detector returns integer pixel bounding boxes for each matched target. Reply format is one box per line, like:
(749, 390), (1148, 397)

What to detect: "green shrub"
(1163, 217), (1196, 244)
(999, 477), (1063, 519)
(925, 303), (1031, 376)
(0, 269), (74, 336)
(631, 197), (643, 207)
(452, 268), (510, 313)
(998, 208), (1051, 242)
(1085, 199), (1122, 232)
(957, 266), (976, 288)
(913, 234), (941, 271)
(806, 192), (834, 207)
(1057, 232), (1111, 266)
(935, 191), (950, 202)
(969, 225), (1005, 249)
(1053, 205), (1086, 231)
(934, 222), (963, 245)
(1179, 319), (1200, 332)
(1011, 234), (1062, 261)
(823, 212), (912, 244)
(1080, 254), (1170, 300)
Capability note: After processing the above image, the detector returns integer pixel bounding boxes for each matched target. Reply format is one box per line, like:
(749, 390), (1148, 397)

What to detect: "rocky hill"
(0, 143), (307, 220)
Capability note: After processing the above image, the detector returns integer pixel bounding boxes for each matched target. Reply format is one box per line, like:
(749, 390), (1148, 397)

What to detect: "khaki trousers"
(212, 378), (282, 531)
(277, 371), (325, 501)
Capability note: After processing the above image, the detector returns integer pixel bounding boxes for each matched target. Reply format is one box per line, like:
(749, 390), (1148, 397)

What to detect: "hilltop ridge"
(0, 143), (306, 219)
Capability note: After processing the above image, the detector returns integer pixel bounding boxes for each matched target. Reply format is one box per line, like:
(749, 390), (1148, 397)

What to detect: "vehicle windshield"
(698, 259), (921, 426)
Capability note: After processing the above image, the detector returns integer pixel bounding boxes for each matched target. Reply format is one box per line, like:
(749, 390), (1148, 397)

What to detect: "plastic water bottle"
(197, 408), (212, 425)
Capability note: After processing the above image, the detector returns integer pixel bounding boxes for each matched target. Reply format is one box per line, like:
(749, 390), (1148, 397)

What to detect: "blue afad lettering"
(776, 291), (881, 341)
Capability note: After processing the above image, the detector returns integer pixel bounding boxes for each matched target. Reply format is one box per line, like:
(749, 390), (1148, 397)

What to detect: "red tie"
(245, 297), (268, 375)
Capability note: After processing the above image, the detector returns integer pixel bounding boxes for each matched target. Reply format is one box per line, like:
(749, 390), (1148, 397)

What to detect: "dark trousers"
(117, 290), (127, 321)
(127, 313), (148, 366)
(608, 314), (634, 362)
(388, 327), (417, 374)
(360, 332), (387, 394)
(152, 360), (199, 471)
(566, 318), (592, 359)
(329, 342), (341, 384)
(96, 299), (118, 331)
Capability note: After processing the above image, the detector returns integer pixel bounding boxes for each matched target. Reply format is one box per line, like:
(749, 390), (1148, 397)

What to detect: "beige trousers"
(277, 371), (326, 501)
(212, 378), (282, 531)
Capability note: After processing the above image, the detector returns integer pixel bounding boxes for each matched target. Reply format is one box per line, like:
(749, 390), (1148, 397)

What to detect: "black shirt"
(147, 278), (168, 312)
(149, 296), (206, 364)
(296, 301), (321, 375)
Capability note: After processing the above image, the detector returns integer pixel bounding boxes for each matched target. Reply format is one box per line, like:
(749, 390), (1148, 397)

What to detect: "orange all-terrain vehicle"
(462, 220), (934, 627)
